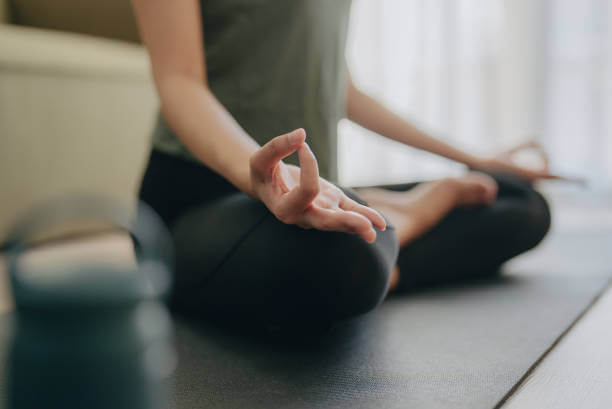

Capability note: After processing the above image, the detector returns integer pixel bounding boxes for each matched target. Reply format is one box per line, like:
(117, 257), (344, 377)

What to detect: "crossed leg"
(356, 172), (551, 292)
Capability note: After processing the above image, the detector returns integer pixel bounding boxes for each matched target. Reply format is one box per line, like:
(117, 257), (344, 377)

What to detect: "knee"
(521, 188), (552, 249)
(325, 225), (399, 321)
(489, 172), (551, 249)
(499, 187), (551, 252)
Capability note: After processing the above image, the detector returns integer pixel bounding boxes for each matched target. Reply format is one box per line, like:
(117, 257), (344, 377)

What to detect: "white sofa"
(0, 0), (157, 243)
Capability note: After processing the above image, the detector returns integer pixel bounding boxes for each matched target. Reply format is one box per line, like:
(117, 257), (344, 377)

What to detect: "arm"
(346, 72), (561, 181)
(132, 0), (385, 241)
(132, 0), (258, 196)
(346, 72), (479, 167)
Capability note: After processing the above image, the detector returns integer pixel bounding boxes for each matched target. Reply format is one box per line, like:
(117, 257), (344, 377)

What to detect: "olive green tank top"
(152, 0), (352, 182)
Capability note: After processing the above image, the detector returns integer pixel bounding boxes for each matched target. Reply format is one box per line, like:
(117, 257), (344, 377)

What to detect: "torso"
(152, 0), (353, 182)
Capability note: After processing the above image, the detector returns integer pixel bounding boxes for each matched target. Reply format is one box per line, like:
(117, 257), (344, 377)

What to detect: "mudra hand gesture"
(476, 140), (562, 182)
(250, 128), (387, 243)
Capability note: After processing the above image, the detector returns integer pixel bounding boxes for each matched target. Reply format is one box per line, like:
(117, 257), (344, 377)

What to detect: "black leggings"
(139, 150), (551, 327)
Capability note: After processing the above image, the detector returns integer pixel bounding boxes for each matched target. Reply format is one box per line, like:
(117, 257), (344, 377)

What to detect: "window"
(341, 0), (611, 189)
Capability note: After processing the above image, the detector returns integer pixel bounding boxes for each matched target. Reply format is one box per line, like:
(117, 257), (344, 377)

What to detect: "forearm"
(346, 80), (480, 167)
(157, 75), (260, 197)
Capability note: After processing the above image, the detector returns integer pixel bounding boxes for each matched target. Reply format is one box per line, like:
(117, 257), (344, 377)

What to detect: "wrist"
(463, 154), (485, 169)
(243, 167), (258, 200)
(224, 158), (257, 199)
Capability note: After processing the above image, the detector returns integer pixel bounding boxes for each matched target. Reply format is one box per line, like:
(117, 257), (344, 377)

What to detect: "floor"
(503, 284), (612, 408)
(501, 187), (612, 408)
(0, 186), (611, 408)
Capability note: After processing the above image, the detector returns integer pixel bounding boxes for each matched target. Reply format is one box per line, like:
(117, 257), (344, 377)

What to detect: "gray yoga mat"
(168, 229), (612, 409)
(0, 230), (609, 409)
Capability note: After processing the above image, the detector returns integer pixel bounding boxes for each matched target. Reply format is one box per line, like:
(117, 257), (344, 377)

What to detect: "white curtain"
(546, 0), (612, 189)
(340, 0), (612, 189)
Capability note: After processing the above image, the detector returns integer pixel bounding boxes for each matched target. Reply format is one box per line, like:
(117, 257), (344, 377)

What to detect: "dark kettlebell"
(5, 194), (175, 409)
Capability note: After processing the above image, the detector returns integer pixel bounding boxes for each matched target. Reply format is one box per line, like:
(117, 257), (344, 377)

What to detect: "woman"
(133, 0), (558, 329)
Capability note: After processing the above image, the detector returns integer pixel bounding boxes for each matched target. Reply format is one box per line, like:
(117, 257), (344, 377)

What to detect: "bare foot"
(452, 172), (498, 206)
(358, 172), (497, 247)
(359, 173), (498, 294)
(357, 179), (460, 246)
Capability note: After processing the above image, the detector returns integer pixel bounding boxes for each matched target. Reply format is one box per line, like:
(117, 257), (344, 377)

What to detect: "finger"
(532, 142), (551, 170)
(307, 207), (377, 243)
(282, 143), (320, 208)
(553, 175), (588, 185)
(537, 171), (572, 181)
(275, 143), (321, 218)
(506, 140), (536, 155)
(519, 167), (561, 181)
(527, 170), (587, 186)
(517, 140), (550, 171)
(506, 140), (551, 172)
(250, 128), (306, 179)
(519, 170), (565, 184)
(339, 197), (387, 231)
(298, 143), (319, 191)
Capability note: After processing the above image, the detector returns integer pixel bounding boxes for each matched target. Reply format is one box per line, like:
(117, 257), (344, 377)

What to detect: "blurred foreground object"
(4, 195), (175, 409)
(0, 0), (155, 244)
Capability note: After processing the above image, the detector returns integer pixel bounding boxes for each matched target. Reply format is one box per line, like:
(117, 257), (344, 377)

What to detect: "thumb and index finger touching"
(250, 128), (306, 179)
(251, 128), (322, 217)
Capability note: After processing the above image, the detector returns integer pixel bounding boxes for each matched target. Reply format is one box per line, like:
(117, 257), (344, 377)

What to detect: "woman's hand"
(250, 129), (386, 243)
(473, 141), (562, 182)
